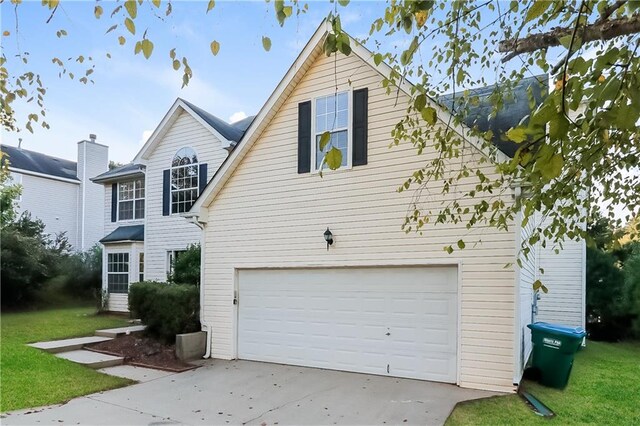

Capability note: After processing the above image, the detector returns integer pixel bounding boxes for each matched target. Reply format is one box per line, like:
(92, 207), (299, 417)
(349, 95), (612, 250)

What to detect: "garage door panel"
(238, 267), (458, 383)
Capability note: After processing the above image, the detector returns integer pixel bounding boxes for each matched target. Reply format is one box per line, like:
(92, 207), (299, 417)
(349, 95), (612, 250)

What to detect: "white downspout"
(186, 215), (212, 359)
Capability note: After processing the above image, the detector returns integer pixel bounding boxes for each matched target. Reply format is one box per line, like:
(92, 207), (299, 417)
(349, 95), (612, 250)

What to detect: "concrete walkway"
(1, 360), (498, 425)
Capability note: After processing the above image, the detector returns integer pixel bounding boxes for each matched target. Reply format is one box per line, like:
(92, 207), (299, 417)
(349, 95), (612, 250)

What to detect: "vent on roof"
(89, 134), (97, 142)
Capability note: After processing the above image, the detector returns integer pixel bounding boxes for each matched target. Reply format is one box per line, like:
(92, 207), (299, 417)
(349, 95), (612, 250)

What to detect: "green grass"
(447, 341), (640, 425)
(1, 307), (134, 412)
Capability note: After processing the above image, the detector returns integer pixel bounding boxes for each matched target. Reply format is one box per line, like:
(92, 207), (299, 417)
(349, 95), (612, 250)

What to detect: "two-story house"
(91, 99), (253, 312)
(2, 136), (108, 251)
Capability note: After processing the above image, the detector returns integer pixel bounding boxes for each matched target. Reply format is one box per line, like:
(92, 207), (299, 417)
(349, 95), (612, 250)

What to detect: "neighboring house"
(188, 22), (586, 393)
(91, 98), (253, 312)
(1, 136), (108, 251)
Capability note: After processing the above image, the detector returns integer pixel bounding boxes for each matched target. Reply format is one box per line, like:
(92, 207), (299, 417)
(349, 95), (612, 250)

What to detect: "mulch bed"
(86, 334), (195, 372)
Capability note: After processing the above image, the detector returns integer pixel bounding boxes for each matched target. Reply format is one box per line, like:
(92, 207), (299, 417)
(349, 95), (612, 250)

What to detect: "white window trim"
(166, 249), (187, 277)
(106, 251), (130, 294)
(170, 147), (199, 216)
(310, 87), (353, 174)
(117, 179), (145, 222)
(138, 252), (145, 283)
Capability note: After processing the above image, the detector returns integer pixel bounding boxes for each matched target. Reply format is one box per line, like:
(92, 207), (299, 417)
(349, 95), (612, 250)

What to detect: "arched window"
(171, 147), (199, 214)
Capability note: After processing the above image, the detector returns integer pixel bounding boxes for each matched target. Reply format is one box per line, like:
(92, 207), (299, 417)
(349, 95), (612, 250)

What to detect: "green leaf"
(124, 18), (135, 35)
(338, 0), (350, 6)
(457, 239), (465, 249)
(421, 106), (437, 125)
(118, 36), (126, 45)
(533, 279), (542, 291)
(414, 94), (427, 111)
(94, 5), (103, 18)
(134, 41), (142, 55)
(444, 245), (454, 254)
(318, 131), (331, 151)
(559, 35), (573, 49)
(141, 39), (154, 59)
(124, 0), (137, 18)
(325, 147), (343, 170)
(210, 40), (220, 56)
(172, 59), (180, 70)
(152, 0), (161, 7)
(206, 0), (215, 13)
(540, 153), (564, 180)
(262, 36), (272, 52)
(506, 127), (527, 143)
(525, 1), (550, 23)
(373, 53), (383, 66)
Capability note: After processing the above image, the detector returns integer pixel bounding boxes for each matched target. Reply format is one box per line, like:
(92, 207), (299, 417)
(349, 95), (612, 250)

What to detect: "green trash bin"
(527, 322), (586, 389)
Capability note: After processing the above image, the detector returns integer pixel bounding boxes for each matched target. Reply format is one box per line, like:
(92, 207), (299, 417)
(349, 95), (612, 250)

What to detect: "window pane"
(316, 97), (326, 115)
(336, 108), (348, 128)
(119, 201), (133, 221)
(337, 92), (348, 111)
(135, 199), (145, 219)
(326, 95), (336, 113)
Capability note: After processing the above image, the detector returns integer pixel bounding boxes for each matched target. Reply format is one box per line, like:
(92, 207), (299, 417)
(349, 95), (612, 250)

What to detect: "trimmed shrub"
(129, 281), (200, 342)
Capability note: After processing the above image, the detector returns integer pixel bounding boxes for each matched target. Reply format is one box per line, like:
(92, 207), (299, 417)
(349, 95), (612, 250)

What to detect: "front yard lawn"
(447, 340), (640, 425)
(1, 307), (133, 412)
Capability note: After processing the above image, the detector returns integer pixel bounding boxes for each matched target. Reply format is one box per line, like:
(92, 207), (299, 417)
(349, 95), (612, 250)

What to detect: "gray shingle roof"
(440, 75), (548, 158)
(100, 225), (144, 243)
(1, 144), (78, 181)
(92, 163), (145, 183)
(180, 99), (247, 143)
(231, 115), (255, 133)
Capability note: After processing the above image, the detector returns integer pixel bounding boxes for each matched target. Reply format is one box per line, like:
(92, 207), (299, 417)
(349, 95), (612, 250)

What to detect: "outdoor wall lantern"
(324, 228), (334, 250)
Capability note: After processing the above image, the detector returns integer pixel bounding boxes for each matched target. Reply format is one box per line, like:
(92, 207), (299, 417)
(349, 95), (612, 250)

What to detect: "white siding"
(14, 171), (80, 248)
(537, 236), (586, 327)
(203, 50), (518, 392)
(144, 110), (229, 281)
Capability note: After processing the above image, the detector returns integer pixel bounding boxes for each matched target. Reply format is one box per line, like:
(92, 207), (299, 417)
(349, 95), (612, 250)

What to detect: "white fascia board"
(133, 98), (234, 162)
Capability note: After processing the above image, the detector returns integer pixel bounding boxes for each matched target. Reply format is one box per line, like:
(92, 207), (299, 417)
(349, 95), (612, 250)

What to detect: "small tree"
(623, 243), (640, 338)
(1, 213), (58, 308)
(169, 244), (201, 286)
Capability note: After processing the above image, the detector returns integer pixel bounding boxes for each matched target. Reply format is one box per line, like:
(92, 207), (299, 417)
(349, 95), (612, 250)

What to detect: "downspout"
(512, 183), (523, 387)
(186, 215), (212, 359)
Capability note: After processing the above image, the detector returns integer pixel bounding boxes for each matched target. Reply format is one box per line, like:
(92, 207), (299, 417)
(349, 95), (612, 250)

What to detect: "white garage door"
(238, 266), (458, 383)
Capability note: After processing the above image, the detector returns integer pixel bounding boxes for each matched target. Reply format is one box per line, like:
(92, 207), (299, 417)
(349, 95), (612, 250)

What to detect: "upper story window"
(314, 91), (349, 170)
(171, 147), (199, 214)
(118, 178), (145, 221)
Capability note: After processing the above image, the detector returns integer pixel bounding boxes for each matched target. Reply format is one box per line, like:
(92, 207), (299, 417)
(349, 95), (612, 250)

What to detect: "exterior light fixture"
(324, 228), (334, 250)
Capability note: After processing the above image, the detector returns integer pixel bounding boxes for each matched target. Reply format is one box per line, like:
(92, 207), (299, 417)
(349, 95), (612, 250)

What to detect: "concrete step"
(98, 365), (175, 383)
(28, 336), (113, 353)
(95, 325), (146, 338)
(56, 350), (124, 369)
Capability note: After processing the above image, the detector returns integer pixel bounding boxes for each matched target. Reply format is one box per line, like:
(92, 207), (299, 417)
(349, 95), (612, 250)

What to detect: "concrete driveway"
(2, 360), (497, 425)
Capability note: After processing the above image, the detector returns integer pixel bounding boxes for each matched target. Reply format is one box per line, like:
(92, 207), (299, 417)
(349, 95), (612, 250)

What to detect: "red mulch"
(87, 334), (195, 372)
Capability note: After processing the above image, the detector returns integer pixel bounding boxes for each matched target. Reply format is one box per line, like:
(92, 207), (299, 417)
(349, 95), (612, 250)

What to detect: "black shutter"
(162, 169), (170, 216)
(352, 88), (369, 166)
(298, 101), (312, 174)
(199, 163), (208, 195)
(111, 183), (117, 222)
